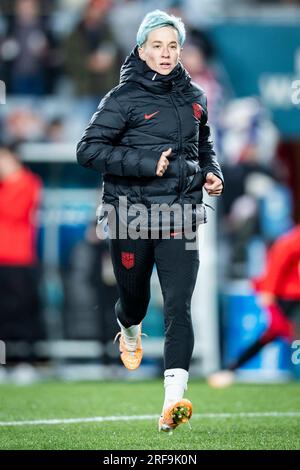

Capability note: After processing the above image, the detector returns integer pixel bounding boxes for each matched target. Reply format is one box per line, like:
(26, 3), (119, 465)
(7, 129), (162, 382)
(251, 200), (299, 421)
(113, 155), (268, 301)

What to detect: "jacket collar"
(119, 45), (191, 94)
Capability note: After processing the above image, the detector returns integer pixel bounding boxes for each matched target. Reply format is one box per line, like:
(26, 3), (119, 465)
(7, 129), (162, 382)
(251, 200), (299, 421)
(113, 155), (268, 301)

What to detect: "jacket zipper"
(169, 85), (184, 200)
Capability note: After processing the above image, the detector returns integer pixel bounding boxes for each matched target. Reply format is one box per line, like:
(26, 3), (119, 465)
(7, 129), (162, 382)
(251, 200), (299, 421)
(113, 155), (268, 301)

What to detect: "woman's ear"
(138, 46), (145, 61)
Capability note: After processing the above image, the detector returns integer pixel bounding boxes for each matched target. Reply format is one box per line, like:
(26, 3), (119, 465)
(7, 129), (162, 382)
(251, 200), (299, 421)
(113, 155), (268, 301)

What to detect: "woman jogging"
(77, 10), (224, 432)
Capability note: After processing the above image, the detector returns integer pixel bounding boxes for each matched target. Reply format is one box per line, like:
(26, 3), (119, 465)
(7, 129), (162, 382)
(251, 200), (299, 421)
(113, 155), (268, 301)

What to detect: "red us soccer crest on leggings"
(121, 252), (135, 270)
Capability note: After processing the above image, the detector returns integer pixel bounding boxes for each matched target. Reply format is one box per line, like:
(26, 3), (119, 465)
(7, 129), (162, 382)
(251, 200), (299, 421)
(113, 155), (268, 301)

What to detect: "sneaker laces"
(114, 331), (148, 352)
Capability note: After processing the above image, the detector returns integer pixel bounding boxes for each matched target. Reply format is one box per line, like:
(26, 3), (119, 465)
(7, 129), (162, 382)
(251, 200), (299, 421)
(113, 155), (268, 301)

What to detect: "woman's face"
(138, 26), (181, 75)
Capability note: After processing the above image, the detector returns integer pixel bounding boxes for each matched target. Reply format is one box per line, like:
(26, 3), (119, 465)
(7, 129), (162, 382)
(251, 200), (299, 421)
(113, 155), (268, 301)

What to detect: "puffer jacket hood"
(119, 45), (191, 96)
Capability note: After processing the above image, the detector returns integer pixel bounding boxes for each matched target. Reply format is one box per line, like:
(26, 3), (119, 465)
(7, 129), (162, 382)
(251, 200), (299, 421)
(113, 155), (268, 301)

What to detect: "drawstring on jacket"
(150, 68), (189, 105)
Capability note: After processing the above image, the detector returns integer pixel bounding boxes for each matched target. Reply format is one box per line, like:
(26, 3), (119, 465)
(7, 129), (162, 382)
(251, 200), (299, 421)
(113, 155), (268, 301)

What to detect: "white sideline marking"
(0, 412), (299, 427)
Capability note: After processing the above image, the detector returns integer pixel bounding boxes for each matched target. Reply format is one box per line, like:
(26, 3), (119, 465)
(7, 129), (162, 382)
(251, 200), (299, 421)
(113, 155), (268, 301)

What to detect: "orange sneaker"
(159, 399), (193, 433)
(114, 324), (144, 371)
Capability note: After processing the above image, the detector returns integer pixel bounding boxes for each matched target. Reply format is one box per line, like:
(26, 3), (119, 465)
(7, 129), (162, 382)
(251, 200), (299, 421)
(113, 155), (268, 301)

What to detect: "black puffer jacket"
(77, 46), (223, 227)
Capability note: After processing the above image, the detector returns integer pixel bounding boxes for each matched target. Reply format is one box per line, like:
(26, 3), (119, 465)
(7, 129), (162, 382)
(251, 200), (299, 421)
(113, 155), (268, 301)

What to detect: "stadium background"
(0, 0), (300, 451)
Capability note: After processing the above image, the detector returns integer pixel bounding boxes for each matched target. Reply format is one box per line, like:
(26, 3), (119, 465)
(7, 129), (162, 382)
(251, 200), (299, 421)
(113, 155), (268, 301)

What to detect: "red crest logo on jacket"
(192, 103), (202, 120)
(121, 252), (135, 270)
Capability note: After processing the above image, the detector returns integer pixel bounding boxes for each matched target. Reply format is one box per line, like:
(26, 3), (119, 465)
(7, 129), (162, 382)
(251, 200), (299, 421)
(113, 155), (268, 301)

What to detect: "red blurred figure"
(0, 143), (44, 344)
(208, 225), (300, 387)
(253, 225), (300, 306)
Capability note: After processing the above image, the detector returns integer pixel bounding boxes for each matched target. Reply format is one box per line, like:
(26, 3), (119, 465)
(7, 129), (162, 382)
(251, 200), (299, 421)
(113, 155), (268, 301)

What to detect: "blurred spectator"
(0, 0), (61, 95)
(0, 96), (95, 145)
(44, 116), (65, 143)
(4, 106), (45, 143)
(208, 224), (300, 387)
(63, 0), (121, 97)
(218, 97), (279, 166)
(63, 222), (119, 355)
(181, 0), (228, 27)
(108, 0), (149, 57)
(0, 142), (45, 349)
(217, 97), (288, 279)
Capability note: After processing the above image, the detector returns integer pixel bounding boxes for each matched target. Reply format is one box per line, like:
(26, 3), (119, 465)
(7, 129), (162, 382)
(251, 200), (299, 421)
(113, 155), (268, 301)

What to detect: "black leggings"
(109, 233), (200, 371)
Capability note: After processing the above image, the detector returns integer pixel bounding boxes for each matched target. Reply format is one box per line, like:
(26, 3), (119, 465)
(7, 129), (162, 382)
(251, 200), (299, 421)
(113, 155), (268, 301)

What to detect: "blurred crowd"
(0, 0), (234, 144)
(0, 0), (299, 380)
(0, 0), (298, 140)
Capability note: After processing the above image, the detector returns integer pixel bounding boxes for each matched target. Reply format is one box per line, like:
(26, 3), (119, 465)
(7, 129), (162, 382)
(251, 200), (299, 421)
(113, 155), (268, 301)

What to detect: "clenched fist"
(156, 148), (172, 177)
(204, 172), (223, 196)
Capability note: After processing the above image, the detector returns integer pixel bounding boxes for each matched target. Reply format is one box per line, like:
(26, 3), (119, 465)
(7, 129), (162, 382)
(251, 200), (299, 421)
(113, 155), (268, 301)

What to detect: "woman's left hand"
(204, 172), (223, 196)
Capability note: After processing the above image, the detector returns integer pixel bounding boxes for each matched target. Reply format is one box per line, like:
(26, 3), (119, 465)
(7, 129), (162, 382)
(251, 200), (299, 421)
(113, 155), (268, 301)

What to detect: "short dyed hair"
(136, 9), (186, 47)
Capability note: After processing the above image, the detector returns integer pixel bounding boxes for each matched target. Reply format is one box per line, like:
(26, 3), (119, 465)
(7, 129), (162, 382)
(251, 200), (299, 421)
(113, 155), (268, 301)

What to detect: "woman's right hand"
(156, 148), (172, 177)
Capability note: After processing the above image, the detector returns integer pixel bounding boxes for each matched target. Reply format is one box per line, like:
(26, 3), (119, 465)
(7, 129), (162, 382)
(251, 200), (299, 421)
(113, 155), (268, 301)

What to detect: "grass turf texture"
(0, 380), (299, 450)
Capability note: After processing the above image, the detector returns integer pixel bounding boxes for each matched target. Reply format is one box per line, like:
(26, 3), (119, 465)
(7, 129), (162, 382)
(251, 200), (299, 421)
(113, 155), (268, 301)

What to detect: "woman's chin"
(157, 66), (173, 75)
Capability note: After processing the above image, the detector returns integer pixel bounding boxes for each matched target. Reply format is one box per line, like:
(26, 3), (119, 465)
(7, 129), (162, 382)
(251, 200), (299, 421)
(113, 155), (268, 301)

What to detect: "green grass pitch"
(0, 380), (299, 450)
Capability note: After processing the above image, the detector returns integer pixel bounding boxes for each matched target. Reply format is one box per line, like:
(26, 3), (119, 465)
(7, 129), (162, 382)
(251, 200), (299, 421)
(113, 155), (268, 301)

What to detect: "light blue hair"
(136, 9), (186, 47)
